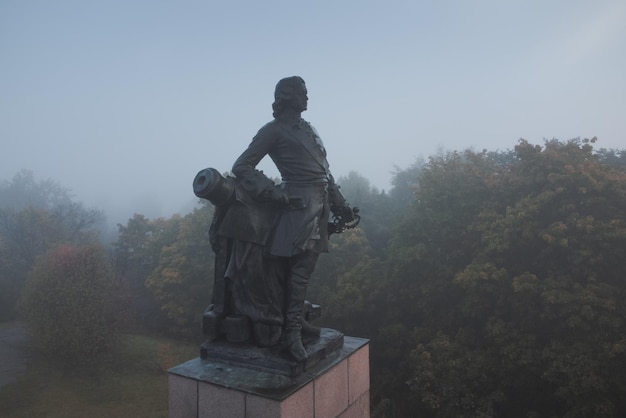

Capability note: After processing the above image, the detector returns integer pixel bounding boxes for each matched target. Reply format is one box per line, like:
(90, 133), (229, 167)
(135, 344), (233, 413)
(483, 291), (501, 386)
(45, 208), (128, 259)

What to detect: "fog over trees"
(1, 138), (626, 417)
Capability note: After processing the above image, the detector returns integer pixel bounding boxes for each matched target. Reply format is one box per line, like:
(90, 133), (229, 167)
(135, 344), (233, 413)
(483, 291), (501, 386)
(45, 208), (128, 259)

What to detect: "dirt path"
(0, 322), (29, 389)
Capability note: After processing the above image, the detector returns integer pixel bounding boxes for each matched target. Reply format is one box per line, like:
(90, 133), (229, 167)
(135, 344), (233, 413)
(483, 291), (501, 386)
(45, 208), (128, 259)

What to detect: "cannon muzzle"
(193, 168), (235, 206)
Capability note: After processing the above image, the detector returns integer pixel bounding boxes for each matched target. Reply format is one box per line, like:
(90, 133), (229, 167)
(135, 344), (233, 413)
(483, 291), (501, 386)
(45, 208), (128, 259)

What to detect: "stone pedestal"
(168, 336), (369, 418)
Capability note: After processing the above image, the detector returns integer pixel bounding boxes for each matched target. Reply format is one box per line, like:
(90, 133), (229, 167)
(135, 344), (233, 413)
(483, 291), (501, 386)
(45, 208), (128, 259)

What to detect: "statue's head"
(272, 76), (307, 118)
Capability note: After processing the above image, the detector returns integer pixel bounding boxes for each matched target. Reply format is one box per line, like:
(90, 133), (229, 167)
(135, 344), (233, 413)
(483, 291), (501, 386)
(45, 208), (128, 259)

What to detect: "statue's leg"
(301, 304), (322, 337)
(284, 250), (319, 362)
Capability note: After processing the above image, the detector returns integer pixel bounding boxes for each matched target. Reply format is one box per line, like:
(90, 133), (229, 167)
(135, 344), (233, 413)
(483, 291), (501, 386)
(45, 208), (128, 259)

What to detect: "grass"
(0, 333), (198, 418)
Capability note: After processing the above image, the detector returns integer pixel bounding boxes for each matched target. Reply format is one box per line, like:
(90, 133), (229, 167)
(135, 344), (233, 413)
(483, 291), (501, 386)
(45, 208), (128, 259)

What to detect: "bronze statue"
(195, 77), (359, 364)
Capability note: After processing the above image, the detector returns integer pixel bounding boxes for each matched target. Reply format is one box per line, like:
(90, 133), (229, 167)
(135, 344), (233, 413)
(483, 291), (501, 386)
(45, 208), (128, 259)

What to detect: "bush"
(20, 244), (120, 363)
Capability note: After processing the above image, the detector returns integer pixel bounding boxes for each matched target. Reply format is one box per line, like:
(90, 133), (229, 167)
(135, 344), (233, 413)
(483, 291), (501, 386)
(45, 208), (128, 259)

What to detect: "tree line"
(1, 138), (625, 417)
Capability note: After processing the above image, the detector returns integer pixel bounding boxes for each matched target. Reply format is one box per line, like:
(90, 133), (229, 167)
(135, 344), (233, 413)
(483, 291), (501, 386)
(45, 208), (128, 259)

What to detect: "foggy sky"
(1, 1), (625, 227)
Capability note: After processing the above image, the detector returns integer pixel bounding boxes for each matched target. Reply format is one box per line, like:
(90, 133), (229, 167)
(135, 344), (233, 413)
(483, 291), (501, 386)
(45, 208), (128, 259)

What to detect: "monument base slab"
(200, 328), (344, 378)
(168, 336), (369, 418)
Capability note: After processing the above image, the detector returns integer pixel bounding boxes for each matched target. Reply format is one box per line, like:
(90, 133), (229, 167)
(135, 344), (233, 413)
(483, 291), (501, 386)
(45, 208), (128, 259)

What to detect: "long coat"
(207, 116), (347, 328)
(231, 117), (346, 257)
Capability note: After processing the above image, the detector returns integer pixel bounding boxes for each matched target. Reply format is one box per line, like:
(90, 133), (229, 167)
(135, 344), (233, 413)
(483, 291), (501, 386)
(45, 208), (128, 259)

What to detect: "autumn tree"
(113, 213), (179, 332)
(0, 171), (103, 321)
(386, 139), (626, 417)
(309, 171), (396, 335)
(19, 244), (120, 363)
(144, 204), (215, 338)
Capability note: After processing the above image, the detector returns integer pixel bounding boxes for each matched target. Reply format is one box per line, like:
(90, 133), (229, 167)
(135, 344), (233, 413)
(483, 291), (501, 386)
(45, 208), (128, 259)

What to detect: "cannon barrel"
(193, 168), (235, 207)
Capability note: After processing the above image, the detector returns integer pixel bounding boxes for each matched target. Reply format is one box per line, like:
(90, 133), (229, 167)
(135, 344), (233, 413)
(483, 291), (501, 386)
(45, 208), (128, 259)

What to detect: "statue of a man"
(230, 76), (355, 361)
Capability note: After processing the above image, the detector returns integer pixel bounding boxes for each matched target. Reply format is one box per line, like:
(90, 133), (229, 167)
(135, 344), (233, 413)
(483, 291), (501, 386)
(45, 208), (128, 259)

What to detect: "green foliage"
(114, 214), (181, 333)
(12, 138), (619, 416)
(310, 227), (375, 327)
(318, 139), (626, 417)
(144, 204), (215, 338)
(382, 139), (626, 417)
(594, 147), (626, 169)
(389, 159), (425, 215)
(0, 171), (103, 321)
(19, 244), (120, 363)
(310, 172), (393, 333)
(113, 204), (217, 339)
(310, 169), (411, 325)
(0, 238), (19, 320)
(336, 171), (396, 253)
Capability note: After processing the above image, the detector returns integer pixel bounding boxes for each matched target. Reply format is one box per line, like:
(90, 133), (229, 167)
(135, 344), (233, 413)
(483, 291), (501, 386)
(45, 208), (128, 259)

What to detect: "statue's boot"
(301, 318), (321, 337)
(285, 272), (308, 362)
(301, 300), (322, 337)
(285, 327), (306, 362)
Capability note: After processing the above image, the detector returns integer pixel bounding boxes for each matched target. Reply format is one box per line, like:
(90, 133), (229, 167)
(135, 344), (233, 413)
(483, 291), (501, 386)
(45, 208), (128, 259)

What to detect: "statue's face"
(291, 82), (308, 112)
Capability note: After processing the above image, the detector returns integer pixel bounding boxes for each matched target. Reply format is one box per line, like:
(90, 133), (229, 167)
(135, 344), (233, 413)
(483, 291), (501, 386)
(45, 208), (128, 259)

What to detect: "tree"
(145, 204), (215, 338)
(0, 171), (103, 243)
(0, 170), (72, 211)
(398, 139), (626, 417)
(0, 238), (18, 320)
(309, 226), (374, 328)
(336, 171), (395, 254)
(389, 158), (425, 215)
(113, 213), (175, 332)
(331, 140), (626, 417)
(19, 244), (120, 363)
(597, 147), (626, 169)
(0, 171), (104, 321)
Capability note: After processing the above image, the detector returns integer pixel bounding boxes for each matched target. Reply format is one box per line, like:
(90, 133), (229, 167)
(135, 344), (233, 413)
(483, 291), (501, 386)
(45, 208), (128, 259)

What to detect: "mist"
(2, 1), (624, 236)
